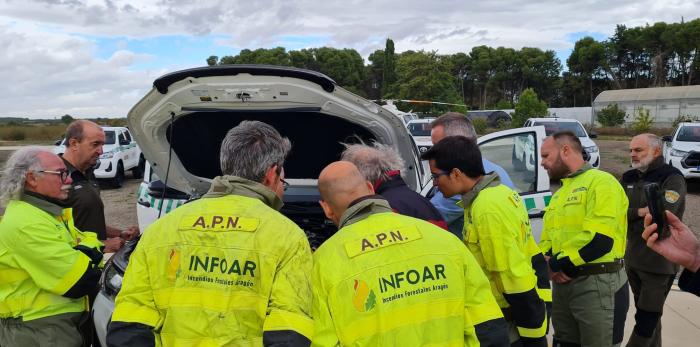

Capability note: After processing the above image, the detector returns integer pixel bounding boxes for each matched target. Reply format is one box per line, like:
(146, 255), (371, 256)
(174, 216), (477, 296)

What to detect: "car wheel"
(512, 148), (526, 172)
(132, 156), (145, 179)
(111, 162), (125, 188)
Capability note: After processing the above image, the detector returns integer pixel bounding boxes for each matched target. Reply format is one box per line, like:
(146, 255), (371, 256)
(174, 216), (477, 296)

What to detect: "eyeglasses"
(37, 169), (70, 183)
(430, 170), (449, 181)
(280, 178), (290, 191)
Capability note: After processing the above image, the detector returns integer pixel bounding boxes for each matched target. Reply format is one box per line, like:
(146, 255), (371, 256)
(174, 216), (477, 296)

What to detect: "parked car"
(466, 110), (512, 128)
(663, 122), (700, 178)
(523, 117), (600, 168)
(406, 118), (435, 153)
(92, 65), (551, 346)
(381, 100), (419, 125)
(53, 126), (144, 187)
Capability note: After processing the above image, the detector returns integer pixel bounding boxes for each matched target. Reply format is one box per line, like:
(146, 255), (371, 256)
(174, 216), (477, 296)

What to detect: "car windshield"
(408, 122), (431, 136)
(677, 125), (700, 142)
(104, 131), (116, 145)
(534, 121), (587, 137)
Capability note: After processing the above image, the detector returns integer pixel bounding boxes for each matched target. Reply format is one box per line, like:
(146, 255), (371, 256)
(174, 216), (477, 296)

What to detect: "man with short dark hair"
(0, 147), (102, 347)
(621, 133), (686, 347)
(108, 121), (313, 346)
(429, 112), (515, 239)
(422, 136), (549, 347)
(539, 131), (629, 347)
(61, 120), (137, 252)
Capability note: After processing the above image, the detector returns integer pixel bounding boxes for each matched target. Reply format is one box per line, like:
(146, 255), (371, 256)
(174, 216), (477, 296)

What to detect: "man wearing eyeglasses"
(108, 121), (313, 346)
(61, 120), (138, 253)
(0, 147), (103, 347)
(421, 136), (549, 347)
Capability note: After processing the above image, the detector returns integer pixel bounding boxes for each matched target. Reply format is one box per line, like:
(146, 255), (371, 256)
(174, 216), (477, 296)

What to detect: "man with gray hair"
(108, 121), (314, 346)
(621, 133), (686, 347)
(0, 147), (103, 346)
(429, 112), (514, 238)
(341, 141), (446, 229)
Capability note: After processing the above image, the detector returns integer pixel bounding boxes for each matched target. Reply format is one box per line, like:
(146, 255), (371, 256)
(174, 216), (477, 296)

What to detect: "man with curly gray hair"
(0, 147), (103, 347)
(341, 141), (446, 229)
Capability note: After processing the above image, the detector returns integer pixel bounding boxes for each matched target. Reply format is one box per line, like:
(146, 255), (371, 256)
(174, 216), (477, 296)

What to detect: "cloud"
(0, 23), (164, 118)
(0, 0), (698, 117)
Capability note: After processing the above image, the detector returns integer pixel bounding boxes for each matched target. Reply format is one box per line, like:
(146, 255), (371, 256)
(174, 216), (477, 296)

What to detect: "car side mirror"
(662, 135), (672, 142)
(589, 133), (598, 139)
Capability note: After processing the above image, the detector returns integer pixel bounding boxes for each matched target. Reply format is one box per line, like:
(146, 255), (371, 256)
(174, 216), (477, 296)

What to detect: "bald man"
(622, 134), (686, 347)
(311, 161), (508, 347)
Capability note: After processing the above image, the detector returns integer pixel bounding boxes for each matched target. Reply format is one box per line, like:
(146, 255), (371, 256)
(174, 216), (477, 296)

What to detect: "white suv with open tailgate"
(92, 65), (552, 346)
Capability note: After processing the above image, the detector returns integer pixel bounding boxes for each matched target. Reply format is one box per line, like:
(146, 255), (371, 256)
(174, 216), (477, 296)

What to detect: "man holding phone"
(621, 133), (686, 347)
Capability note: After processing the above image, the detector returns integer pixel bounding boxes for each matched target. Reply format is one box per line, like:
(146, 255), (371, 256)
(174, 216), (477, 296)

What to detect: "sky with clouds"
(1, 0), (698, 119)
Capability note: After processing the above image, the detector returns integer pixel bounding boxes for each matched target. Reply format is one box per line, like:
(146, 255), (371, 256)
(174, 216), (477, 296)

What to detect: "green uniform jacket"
(110, 176), (314, 346)
(621, 156), (686, 274)
(540, 164), (628, 268)
(311, 196), (506, 347)
(0, 195), (95, 321)
(460, 173), (549, 343)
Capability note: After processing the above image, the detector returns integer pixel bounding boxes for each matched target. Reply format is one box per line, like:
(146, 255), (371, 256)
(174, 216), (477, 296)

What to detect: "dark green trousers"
(625, 267), (676, 347)
(552, 270), (629, 347)
(0, 312), (86, 347)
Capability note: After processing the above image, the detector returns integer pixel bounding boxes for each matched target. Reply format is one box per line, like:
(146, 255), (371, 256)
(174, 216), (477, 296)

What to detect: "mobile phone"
(644, 183), (669, 239)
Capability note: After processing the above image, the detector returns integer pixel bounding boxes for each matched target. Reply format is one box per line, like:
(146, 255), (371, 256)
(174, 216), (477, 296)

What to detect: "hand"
(637, 207), (649, 218)
(545, 255), (572, 283)
(103, 237), (125, 253)
(642, 211), (700, 272)
(120, 226), (140, 240)
(551, 271), (572, 284)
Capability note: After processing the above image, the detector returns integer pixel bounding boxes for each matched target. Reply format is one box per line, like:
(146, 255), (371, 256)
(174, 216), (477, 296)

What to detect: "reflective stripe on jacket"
(539, 164), (628, 265)
(461, 173), (548, 340)
(0, 199), (91, 321)
(110, 176), (314, 346)
(311, 197), (503, 347)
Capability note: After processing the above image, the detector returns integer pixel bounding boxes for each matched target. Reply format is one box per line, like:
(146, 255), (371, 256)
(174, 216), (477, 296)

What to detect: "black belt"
(575, 259), (624, 276)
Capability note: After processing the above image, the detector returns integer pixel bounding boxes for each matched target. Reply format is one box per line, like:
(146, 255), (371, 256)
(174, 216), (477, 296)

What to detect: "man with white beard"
(621, 133), (686, 347)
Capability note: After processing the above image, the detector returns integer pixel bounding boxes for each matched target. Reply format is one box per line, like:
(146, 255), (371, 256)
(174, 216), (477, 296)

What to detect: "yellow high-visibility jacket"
(312, 196), (505, 347)
(460, 173), (548, 343)
(110, 176), (314, 346)
(0, 196), (96, 321)
(539, 164), (628, 266)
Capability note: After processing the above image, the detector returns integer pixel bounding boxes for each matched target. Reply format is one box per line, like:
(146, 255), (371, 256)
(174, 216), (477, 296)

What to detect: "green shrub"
(511, 88), (548, 127)
(673, 114), (699, 127)
(472, 118), (488, 134)
(5, 129), (26, 141)
(632, 107), (654, 134)
(597, 104), (626, 127)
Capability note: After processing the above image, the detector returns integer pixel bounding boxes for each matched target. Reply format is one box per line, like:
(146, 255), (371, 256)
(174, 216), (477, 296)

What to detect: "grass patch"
(0, 124), (65, 142)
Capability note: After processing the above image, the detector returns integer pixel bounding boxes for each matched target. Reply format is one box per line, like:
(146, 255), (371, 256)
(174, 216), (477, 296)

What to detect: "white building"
(593, 85), (700, 127)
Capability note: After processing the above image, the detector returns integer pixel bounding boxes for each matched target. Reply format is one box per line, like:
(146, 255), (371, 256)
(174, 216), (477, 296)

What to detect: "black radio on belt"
(644, 183), (669, 239)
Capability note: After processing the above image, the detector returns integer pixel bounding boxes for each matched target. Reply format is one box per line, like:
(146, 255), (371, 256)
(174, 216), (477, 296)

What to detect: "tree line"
(206, 18), (700, 114)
